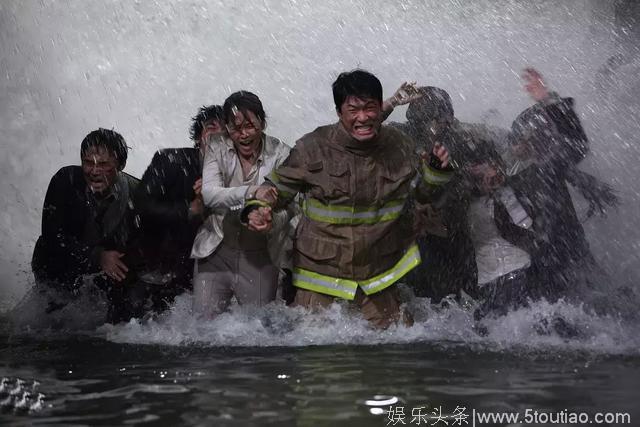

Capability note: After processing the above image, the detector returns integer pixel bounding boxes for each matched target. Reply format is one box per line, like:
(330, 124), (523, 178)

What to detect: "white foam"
(100, 290), (640, 356)
(0, 378), (46, 414)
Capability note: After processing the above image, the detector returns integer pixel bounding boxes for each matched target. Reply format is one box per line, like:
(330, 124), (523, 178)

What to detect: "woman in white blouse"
(191, 91), (294, 318)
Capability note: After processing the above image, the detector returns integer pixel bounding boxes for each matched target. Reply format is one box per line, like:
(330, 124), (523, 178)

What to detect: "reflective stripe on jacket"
(258, 123), (453, 297)
(293, 243), (421, 300)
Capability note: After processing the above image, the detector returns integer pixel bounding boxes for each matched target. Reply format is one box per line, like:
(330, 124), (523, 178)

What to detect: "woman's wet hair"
(80, 128), (129, 170)
(332, 69), (383, 112)
(223, 91), (266, 128)
(190, 105), (224, 142)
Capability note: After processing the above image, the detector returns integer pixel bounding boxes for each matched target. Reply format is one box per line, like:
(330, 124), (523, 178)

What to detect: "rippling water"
(2, 1), (639, 424)
(2, 291), (640, 425)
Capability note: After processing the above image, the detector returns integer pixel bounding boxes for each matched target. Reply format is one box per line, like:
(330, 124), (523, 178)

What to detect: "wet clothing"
(471, 193), (550, 320)
(192, 244), (279, 317)
(134, 147), (203, 294)
(32, 166), (139, 286)
(247, 123), (452, 311)
(472, 93), (593, 318)
(465, 186), (543, 320)
(473, 196), (586, 320)
(389, 119), (482, 168)
(293, 286), (412, 330)
(31, 166), (139, 322)
(468, 194), (531, 286)
(219, 153), (270, 251)
(474, 268), (530, 319)
(565, 169), (619, 219)
(192, 134), (294, 316)
(388, 120), (478, 301)
(507, 93), (592, 271)
(509, 93), (588, 169)
(192, 134), (294, 266)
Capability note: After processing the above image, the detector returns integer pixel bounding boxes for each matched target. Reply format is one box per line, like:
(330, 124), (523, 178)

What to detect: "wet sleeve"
(201, 143), (248, 212)
(134, 152), (191, 224)
(493, 198), (538, 255)
(565, 169), (619, 217)
(241, 145), (307, 220)
(543, 96), (589, 167)
(264, 145), (308, 210)
(414, 158), (455, 204)
(40, 169), (99, 273)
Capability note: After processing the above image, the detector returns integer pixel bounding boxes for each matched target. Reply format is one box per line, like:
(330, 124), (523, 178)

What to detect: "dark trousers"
(474, 268), (530, 319)
(474, 264), (573, 320)
(95, 267), (191, 323)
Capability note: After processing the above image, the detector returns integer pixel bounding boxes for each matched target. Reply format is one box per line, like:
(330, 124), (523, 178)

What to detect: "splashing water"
(0, 378), (46, 414)
(2, 1), (640, 424)
(98, 288), (640, 356)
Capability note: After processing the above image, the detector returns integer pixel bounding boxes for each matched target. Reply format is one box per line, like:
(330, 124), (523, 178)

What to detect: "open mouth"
(87, 177), (106, 187)
(354, 124), (374, 137)
(88, 182), (107, 193)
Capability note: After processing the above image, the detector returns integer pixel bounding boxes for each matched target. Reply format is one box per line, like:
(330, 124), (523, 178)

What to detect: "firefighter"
(242, 70), (453, 328)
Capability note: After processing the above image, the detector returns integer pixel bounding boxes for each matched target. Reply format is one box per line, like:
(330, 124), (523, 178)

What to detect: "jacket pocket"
(308, 160), (351, 200)
(377, 163), (414, 200)
(376, 226), (410, 256)
(296, 232), (340, 263)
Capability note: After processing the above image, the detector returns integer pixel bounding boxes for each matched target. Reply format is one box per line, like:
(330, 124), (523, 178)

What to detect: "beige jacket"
(191, 133), (297, 269)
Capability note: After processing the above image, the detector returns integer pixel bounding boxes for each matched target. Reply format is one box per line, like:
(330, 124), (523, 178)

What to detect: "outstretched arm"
(522, 67), (589, 168)
(381, 82), (422, 121)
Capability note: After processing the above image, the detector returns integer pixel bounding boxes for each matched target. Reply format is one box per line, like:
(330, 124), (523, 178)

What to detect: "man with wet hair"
(505, 68), (597, 295)
(132, 105), (224, 316)
(386, 86), (480, 302)
(31, 128), (140, 323)
(243, 70), (453, 329)
(457, 145), (536, 319)
(189, 104), (226, 146)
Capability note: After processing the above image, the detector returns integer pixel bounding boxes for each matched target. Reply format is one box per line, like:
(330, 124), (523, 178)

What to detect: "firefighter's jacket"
(247, 123), (453, 300)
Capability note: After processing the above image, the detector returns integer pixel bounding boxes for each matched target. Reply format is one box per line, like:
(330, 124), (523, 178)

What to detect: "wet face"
(201, 118), (224, 143)
(407, 100), (453, 139)
(509, 131), (536, 161)
(468, 162), (505, 195)
(81, 146), (119, 194)
(510, 141), (533, 161)
(337, 95), (382, 142)
(428, 115), (453, 139)
(226, 110), (263, 159)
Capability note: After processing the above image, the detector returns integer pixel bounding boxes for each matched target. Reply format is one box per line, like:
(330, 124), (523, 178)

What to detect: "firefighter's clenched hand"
(248, 206), (273, 232)
(432, 142), (450, 169)
(255, 186), (278, 204)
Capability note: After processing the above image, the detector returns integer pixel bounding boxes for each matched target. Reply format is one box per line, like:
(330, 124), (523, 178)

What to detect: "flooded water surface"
(2, 295), (639, 426)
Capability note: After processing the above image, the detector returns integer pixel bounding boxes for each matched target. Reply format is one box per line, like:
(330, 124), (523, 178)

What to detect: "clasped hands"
(247, 186), (278, 232)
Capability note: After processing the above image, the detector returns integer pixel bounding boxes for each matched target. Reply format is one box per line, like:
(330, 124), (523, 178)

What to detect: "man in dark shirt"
(132, 105), (223, 313)
(387, 87), (479, 301)
(506, 68), (594, 296)
(31, 128), (139, 323)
